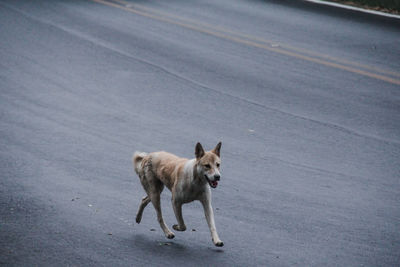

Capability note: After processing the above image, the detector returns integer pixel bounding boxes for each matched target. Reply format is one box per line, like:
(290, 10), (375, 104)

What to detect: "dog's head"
(195, 142), (222, 189)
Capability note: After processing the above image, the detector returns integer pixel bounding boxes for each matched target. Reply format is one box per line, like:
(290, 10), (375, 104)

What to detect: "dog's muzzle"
(205, 174), (220, 188)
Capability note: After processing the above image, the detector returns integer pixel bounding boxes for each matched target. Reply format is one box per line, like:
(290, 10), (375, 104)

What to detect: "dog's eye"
(216, 163), (220, 168)
(204, 164), (211, 169)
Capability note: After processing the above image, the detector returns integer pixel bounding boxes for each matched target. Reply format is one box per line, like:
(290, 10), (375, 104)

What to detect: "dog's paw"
(214, 240), (224, 247)
(166, 232), (175, 239)
(135, 215), (142, 224)
(173, 224), (186, 231)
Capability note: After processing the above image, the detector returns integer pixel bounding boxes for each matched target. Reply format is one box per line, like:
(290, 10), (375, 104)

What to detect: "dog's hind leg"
(136, 196), (151, 224)
(138, 159), (174, 239)
(149, 192), (175, 239)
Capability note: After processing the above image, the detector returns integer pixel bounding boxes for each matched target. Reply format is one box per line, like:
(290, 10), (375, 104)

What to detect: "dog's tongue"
(211, 181), (218, 188)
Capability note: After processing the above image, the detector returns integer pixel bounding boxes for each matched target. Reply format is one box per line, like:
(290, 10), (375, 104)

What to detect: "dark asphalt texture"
(1, 0), (399, 266)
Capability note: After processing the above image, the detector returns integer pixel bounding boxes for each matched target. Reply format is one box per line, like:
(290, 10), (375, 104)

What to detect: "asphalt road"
(1, 0), (399, 266)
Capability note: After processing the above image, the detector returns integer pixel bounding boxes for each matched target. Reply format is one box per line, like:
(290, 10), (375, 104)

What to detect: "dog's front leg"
(172, 197), (187, 231)
(200, 194), (223, 247)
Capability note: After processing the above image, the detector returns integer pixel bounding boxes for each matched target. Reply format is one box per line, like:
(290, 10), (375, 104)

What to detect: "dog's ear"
(212, 142), (222, 157)
(195, 142), (205, 160)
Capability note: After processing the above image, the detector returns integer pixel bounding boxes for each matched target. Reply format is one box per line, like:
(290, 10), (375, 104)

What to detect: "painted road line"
(304, 0), (400, 20)
(90, 0), (400, 86)
(113, 0), (400, 80)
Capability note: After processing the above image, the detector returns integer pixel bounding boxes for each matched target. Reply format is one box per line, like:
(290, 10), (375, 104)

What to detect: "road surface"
(1, 0), (399, 266)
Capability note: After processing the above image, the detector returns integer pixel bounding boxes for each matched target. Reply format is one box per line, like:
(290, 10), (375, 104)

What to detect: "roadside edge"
(304, 0), (400, 19)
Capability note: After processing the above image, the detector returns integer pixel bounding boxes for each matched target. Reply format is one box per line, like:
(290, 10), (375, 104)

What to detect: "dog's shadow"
(126, 233), (224, 260)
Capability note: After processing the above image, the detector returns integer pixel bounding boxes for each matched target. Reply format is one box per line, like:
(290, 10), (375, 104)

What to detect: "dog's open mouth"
(205, 175), (218, 188)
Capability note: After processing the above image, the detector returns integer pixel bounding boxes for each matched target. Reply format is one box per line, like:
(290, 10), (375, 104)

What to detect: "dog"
(132, 142), (223, 247)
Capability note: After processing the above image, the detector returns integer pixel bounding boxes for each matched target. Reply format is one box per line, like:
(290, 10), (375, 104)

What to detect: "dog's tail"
(133, 151), (147, 175)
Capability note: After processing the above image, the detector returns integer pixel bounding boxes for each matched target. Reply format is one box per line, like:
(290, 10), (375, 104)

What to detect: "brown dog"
(133, 142), (223, 247)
